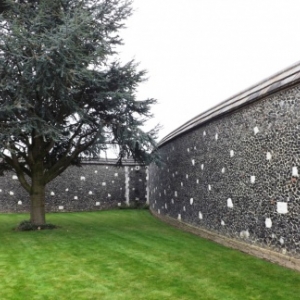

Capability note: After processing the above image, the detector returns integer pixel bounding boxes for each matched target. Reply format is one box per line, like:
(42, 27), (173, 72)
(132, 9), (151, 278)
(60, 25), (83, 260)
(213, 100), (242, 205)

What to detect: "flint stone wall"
(149, 62), (300, 261)
(0, 159), (147, 213)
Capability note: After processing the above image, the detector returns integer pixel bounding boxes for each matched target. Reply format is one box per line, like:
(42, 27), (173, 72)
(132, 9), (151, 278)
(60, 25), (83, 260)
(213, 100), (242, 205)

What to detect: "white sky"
(119, 0), (300, 141)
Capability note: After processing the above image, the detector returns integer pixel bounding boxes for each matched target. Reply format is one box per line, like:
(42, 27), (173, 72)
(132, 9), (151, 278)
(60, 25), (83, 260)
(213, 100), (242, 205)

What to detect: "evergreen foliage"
(0, 0), (158, 224)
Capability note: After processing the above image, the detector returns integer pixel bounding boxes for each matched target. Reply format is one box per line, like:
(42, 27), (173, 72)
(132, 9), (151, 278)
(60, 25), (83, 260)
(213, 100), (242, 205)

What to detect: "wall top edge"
(81, 158), (144, 166)
(158, 60), (300, 147)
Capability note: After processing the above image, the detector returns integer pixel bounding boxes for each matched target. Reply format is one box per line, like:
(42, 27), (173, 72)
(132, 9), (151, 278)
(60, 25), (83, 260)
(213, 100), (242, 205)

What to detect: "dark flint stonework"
(149, 85), (300, 258)
(0, 162), (147, 213)
(128, 166), (147, 202)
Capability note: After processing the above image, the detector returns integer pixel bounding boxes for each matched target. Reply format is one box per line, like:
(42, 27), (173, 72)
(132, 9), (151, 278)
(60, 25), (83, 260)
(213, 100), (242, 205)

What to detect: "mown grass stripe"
(0, 210), (299, 300)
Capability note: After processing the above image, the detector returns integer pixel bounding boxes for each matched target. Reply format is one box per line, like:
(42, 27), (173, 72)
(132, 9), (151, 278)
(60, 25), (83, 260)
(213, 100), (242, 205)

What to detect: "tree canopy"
(0, 0), (158, 225)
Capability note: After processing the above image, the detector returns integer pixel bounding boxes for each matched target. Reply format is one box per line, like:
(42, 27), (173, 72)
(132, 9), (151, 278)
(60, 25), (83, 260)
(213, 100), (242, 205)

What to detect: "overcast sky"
(118, 0), (300, 141)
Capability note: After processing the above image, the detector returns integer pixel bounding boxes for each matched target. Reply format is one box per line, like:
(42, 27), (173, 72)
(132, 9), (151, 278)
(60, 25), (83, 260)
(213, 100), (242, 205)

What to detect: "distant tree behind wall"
(0, 0), (158, 225)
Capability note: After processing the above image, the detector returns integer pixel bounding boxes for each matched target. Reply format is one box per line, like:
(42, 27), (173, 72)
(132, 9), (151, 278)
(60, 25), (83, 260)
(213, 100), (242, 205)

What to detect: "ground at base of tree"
(14, 220), (58, 231)
(0, 210), (299, 300)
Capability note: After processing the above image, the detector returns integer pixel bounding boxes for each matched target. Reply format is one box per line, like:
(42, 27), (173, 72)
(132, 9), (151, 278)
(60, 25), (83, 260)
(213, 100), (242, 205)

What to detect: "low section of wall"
(149, 62), (300, 262)
(0, 159), (147, 213)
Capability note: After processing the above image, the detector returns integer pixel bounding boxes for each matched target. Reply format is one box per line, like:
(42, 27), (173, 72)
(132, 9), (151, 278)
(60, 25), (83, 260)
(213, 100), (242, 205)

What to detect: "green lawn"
(0, 210), (299, 300)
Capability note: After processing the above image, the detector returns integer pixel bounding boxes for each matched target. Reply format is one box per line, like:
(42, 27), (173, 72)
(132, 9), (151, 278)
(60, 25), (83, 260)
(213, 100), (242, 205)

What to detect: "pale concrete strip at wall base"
(150, 209), (300, 273)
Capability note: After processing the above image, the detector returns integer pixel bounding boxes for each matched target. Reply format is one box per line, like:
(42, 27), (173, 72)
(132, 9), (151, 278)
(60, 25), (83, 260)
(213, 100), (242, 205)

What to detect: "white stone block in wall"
(0, 189), (2, 192)
(74, 196), (78, 200)
(183, 206), (186, 211)
(18, 200), (22, 205)
(215, 133), (218, 140)
(181, 182), (183, 187)
(277, 202), (288, 214)
(118, 203), (121, 207)
(265, 218), (272, 228)
(192, 159), (195, 166)
(9, 191), (14, 196)
(94, 170), (98, 173)
(88, 191), (93, 195)
(203, 131), (206, 136)
(65, 188), (69, 192)
(253, 126), (259, 135)
(201, 164), (204, 170)
(102, 182), (106, 186)
(194, 146), (197, 150)
(227, 198), (233, 208)
(165, 203), (167, 209)
(198, 212), (203, 219)
(80, 176), (85, 181)
(266, 152), (272, 160)
(292, 166), (299, 177)
(187, 148), (190, 152)
(190, 198), (193, 205)
(196, 179), (199, 184)
(221, 220), (225, 226)
(114, 173), (118, 177)
(50, 191), (55, 196)
(158, 209), (160, 214)
(280, 237), (284, 245)
(178, 214), (181, 220)
(96, 202), (100, 206)
(208, 185), (211, 191)
(186, 174), (189, 179)
(250, 176), (255, 184)
(171, 199), (174, 204)
(12, 175), (18, 180)
(240, 230), (250, 239)
(112, 180), (114, 184)
(59, 206), (64, 210)
(108, 193), (111, 197)
(230, 150), (234, 157)
(106, 166), (109, 169)
(174, 191), (178, 197)
(222, 167), (225, 173)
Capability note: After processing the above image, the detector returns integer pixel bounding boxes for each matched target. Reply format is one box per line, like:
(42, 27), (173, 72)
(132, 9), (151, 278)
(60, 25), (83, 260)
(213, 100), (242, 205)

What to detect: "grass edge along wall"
(149, 61), (300, 269)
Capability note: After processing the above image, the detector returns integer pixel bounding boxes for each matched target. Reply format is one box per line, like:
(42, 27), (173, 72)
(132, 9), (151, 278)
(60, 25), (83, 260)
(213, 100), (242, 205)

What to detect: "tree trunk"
(30, 164), (46, 225)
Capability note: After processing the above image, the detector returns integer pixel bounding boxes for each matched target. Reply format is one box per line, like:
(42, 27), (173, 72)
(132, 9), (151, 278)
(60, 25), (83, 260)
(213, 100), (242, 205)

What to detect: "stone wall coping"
(159, 61), (300, 146)
(81, 158), (144, 166)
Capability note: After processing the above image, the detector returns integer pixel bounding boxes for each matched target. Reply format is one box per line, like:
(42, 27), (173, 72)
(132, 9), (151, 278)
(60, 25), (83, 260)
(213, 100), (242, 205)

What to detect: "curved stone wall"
(149, 62), (300, 263)
(0, 159), (147, 213)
